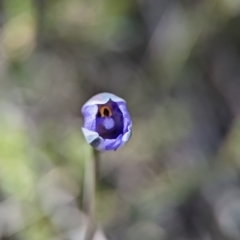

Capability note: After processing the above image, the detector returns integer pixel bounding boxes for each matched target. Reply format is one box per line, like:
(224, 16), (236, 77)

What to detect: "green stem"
(83, 149), (100, 240)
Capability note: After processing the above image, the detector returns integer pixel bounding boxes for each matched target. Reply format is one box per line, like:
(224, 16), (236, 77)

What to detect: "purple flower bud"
(81, 93), (132, 152)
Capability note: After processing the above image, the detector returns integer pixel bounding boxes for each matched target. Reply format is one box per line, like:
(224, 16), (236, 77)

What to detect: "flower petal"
(118, 127), (132, 150)
(104, 134), (123, 151)
(118, 102), (132, 134)
(81, 105), (98, 131)
(122, 127), (132, 142)
(81, 127), (99, 144)
(81, 127), (104, 150)
(82, 92), (125, 108)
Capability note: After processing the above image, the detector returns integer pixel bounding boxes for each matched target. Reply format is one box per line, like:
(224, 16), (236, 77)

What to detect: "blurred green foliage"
(1, 0), (240, 239)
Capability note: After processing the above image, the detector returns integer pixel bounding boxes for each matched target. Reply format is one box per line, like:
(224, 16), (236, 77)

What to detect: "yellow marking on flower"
(99, 106), (112, 117)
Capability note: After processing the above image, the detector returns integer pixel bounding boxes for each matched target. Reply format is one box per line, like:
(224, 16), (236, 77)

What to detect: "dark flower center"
(95, 100), (123, 139)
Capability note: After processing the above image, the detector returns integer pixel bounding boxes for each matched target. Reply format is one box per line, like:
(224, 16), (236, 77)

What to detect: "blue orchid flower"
(81, 93), (132, 152)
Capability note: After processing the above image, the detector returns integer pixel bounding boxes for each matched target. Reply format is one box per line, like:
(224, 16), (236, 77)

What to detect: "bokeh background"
(1, 0), (240, 239)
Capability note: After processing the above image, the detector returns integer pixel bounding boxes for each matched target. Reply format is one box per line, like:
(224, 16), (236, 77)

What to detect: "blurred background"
(1, 0), (240, 239)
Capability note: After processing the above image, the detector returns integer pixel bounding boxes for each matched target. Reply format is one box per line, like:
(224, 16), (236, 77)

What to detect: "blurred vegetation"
(1, 0), (240, 239)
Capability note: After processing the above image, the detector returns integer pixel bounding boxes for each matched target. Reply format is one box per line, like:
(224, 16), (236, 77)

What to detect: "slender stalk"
(83, 149), (100, 240)
(33, 0), (46, 47)
(94, 149), (100, 183)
